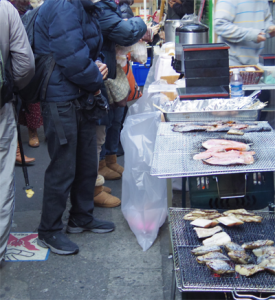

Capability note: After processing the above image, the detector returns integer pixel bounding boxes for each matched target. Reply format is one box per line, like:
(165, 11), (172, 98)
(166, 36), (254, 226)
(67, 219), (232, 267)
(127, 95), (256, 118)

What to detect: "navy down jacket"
(95, 0), (147, 79)
(33, 0), (103, 102)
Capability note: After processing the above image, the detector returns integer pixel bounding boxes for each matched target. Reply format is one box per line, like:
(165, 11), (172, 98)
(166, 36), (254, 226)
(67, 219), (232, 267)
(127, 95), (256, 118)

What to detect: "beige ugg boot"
(98, 159), (121, 180)
(96, 175), (105, 186)
(96, 175), (111, 193)
(94, 186), (121, 208)
(103, 186), (112, 194)
(105, 154), (124, 175)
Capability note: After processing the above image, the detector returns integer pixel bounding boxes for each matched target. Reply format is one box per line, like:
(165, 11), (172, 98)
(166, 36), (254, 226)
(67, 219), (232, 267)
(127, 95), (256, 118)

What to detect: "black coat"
(172, 0), (194, 19)
(34, 0), (103, 102)
(119, 3), (134, 19)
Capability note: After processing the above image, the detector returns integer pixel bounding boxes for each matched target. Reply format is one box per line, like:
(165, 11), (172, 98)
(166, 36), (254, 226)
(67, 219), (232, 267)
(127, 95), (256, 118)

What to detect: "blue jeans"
(100, 106), (125, 160)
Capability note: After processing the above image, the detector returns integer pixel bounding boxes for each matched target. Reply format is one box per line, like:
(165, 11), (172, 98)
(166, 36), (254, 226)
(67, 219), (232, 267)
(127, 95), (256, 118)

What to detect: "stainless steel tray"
(164, 109), (261, 122)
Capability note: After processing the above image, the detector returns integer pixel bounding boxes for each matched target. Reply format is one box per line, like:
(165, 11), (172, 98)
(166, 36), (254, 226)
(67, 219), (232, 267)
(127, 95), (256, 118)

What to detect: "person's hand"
(168, 0), (176, 8)
(159, 31), (165, 40)
(268, 25), (275, 38)
(95, 61), (108, 80)
(256, 32), (266, 43)
(151, 24), (160, 35)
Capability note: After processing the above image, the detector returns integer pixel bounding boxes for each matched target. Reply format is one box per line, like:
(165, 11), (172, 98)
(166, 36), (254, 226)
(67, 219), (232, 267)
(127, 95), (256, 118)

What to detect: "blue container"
(132, 58), (151, 86)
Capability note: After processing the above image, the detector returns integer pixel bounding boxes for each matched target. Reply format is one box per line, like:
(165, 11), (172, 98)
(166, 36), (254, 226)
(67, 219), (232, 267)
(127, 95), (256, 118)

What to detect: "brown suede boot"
(94, 186), (121, 208)
(28, 128), (39, 148)
(16, 143), (35, 165)
(96, 174), (111, 193)
(103, 186), (112, 194)
(105, 154), (124, 175)
(98, 159), (121, 180)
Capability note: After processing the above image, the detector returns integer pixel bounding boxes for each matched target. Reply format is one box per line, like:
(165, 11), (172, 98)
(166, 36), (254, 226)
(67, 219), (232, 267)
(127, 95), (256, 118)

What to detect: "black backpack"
(0, 50), (14, 108)
(18, 6), (55, 104)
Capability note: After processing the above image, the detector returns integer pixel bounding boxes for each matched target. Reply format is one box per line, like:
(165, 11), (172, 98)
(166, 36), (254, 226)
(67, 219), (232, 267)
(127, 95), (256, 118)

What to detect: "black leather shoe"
(66, 218), (115, 234)
(37, 231), (79, 255)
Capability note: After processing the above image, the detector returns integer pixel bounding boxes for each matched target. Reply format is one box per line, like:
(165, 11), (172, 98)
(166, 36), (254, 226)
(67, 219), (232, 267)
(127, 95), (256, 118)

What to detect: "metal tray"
(169, 208), (275, 293)
(164, 109), (261, 122)
(150, 122), (275, 178)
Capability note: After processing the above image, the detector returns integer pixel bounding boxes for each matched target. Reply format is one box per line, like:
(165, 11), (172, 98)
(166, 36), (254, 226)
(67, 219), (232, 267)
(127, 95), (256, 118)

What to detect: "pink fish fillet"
(194, 149), (255, 161)
(203, 151), (255, 165)
(202, 139), (250, 151)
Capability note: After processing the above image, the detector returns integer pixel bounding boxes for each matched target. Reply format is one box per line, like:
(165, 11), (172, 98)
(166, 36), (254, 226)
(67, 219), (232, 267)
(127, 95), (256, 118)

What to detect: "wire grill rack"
(169, 208), (275, 293)
(151, 122), (275, 178)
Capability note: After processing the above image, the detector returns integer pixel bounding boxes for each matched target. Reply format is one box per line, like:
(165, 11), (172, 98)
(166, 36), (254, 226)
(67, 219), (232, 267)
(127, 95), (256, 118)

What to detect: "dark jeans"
(100, 106), (125, 160)
(39, 101), (97, 234)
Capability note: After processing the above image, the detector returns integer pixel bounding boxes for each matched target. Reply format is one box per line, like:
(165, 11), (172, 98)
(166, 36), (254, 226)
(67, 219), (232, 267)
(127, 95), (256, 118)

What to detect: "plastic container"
(132, 58), (151, 86)
(261, 65), (275, 84)
(259, 54), (275, 66)
(230, 68), (244, 98)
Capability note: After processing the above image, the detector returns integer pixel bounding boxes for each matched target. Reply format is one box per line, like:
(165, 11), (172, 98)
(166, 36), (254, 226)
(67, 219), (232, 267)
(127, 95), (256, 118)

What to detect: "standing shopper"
(34, 0), (114, 255)
(168, 0), (194, 19)
(95, 0), (147, 207)
(215, 0), (275, 66)
(0, 0), (35, 262)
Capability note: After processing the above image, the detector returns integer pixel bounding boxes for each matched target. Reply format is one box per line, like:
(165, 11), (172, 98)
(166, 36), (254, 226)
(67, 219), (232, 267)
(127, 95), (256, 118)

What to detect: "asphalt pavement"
(0, 125), (182, 300)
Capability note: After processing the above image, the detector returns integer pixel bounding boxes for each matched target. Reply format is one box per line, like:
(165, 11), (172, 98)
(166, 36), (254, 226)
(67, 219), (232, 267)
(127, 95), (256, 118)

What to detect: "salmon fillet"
(202, 139), (250, 151)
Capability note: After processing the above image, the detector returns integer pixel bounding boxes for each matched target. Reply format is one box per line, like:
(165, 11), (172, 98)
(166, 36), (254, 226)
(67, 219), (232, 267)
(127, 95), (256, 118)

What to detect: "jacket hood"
(98, 0), (117, 11)
(80, 0), (97, 11)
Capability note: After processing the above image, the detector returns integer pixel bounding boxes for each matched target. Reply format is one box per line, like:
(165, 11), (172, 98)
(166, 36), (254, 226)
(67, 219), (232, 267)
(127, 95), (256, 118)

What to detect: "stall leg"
(171, 267), (176, 300)
(182, 177), (187, 208)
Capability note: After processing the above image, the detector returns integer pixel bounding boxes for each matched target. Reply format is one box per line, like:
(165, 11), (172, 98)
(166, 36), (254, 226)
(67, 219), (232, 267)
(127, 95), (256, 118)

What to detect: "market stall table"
(150, 122), (275, 299)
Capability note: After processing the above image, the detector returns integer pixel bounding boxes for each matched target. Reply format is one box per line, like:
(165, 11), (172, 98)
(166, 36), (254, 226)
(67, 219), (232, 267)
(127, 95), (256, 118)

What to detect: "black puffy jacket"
(95, 0), (147, 79)
(119, 3), (134, 19)
(34, 0), (103, 102)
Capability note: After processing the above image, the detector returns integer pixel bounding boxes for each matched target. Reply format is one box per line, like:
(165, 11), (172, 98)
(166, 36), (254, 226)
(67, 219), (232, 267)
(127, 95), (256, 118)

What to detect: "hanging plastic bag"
(120, 111), (167, 251)
(130, 41), (147, 64)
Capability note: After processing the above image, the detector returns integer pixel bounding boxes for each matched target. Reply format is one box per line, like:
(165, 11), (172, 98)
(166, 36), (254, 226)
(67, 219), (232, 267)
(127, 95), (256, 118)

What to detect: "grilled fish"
(196, 252), (230, 264)
(235, 264), (264, 277)
(194, 226), (223, 239)
(217, 216), (244, 227)
(206, 260), (235, 275)
(203, 151), (254, 166)
(184, 213), (222, 221)
(228, 251), (252, 264)
(223, 209), (255, 216)
(172, 125), (206, 133)
(224, 242), (244, 252)
(242, 240), (274, 250)
(265, 266), (275, 274)
(202, 139), (250, 151)
(253, 246), (275, 257)
(203, 232), (231, 246)
(190, 218), (219, 228)
(191, 245), (222, 256)
(228, 214), (262, 223)
(257, 255), (275, 267)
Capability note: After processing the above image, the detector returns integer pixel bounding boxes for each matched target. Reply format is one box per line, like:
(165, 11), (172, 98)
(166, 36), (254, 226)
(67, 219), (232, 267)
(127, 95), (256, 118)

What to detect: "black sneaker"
(37, 231), (79, 255)
(66, 218), (115, 234)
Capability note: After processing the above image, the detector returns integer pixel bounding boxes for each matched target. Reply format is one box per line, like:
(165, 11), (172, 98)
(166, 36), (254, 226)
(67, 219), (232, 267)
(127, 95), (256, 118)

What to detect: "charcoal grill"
(169, 208), (275, 299)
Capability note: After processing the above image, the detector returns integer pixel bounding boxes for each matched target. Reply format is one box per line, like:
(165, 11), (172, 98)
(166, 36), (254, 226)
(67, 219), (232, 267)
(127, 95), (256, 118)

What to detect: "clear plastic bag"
(115, 45), (132, 67)
(130, 41), (148, 64)
(120, 111), (167, 251)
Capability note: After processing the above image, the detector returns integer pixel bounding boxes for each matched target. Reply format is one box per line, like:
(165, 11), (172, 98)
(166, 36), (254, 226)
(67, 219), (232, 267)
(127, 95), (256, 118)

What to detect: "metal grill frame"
(169, 208), (275, 293)
(151, 122), (275, 178)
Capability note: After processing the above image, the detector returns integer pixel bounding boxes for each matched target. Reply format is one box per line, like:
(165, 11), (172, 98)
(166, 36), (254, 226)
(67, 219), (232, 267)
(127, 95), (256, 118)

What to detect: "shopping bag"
(104, 64), (131, 107)
(122, 59), (142, 102)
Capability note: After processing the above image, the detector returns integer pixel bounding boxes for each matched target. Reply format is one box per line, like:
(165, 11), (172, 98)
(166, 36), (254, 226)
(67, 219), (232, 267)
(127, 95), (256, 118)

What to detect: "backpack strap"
(49, 102), (68, 146)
